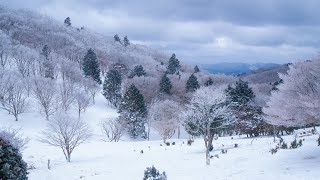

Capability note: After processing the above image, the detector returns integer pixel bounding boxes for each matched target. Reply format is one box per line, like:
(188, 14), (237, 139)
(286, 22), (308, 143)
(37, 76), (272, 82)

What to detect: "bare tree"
(183, 86), (234, 165)
(39, 113), (92, 162)
(148, 100), (181, 143)
(83, 78), (100, 104)
(74, 88), (91, 119)
(0, 31), (12, 69)
(58, 80), (75, 111)
(32, 77), (57, 120)
(0, 73), (28, 121)
(101, 118), (124, 142)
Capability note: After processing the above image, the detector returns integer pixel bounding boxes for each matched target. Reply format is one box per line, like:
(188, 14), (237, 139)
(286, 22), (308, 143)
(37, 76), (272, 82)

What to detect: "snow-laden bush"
(0, 128), (29, 152)
(317, 136), (320, 146)
(143, 166), (167, 180)
(0, 138), (28, 180)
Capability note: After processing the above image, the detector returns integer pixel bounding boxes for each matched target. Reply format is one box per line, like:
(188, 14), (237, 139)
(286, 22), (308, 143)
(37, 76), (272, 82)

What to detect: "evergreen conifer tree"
(194, 65), (200, 73)
(41, 45), (54, 79)
(0, 138), (28, 180)
(123, 36), (130, 47)
(225, 80), (255, 105)
(159, 74), (172, 94)
(82, 48), (101, 84)
(204, 78), (213, 86)
(64, 17), (71, 26)
(119, 84), (147, 138)
(114, 34), (121, 44)
(166, 53), (180, 74)
(128, 65), (146, 78)
(103, 69), (122, 107)
(186, 74), (200, 92)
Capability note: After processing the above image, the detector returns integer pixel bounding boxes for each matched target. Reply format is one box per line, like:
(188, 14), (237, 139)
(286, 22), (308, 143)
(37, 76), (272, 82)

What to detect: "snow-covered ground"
(1, 94), (319, 180)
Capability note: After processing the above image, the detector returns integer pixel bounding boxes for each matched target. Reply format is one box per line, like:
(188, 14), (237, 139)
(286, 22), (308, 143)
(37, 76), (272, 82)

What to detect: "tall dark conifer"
(166, 53), (180, 74)
(159, 74), (172, 94)
(82, 48), (101, 84)
(186, 74), (200, 92)
(103, 69), (122, 107)
(119, 84), (147, 138)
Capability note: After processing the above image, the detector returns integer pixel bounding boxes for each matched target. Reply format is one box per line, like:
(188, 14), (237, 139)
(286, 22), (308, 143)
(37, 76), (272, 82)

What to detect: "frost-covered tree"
(58, 80), (75, 112)
(0, 73), (28, 121)
(123, 36), (130, 47)
(264, 60), (320, 126)
(148, 100), (181, 142)
(101, 118), (124, 142)
(128, 65), (146, 78)
(183, 86), (233, 165)
(186, 74), (200, 92)
(0, 128), (29, 152)
(64, 17), (71, 26)
(83, 78), (100, 104)
(0, 138), (28, 179)
(82, 48), (101, 84)
(119, 84), (147, 138)
(103, 69), (122, 107)
(0, 31), (12, 69)
(166, 53), (180, 74)
(40, 113), (92, 162)
(32, 77), (57, 120)
(74, 88), (91, 119)
(159, 73), (172, 94)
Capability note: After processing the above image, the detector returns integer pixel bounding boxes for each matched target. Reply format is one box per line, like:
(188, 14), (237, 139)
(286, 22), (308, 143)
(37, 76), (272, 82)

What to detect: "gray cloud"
(1, 0), (319, 64)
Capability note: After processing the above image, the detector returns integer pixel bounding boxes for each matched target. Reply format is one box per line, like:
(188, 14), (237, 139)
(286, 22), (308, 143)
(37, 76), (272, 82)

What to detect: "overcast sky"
(1, 0), (320, 64)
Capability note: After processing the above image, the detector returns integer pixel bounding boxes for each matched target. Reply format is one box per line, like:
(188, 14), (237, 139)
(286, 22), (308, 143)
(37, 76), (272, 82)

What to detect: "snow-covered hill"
(1, 94), (319, 180)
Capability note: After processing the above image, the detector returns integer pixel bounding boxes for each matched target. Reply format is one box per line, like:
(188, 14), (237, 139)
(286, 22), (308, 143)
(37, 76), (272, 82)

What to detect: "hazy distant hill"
(201, 63), (281, 75)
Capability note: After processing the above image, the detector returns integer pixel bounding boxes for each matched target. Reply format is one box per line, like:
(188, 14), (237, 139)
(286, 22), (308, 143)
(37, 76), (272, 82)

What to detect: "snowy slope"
(1, 94), (319, 180)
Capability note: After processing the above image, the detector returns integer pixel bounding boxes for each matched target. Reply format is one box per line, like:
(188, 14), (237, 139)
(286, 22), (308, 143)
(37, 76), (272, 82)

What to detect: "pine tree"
(186, 74), (200, 92)
(123, 36), (130, 47)
(225, 80), (255, 105)
(114, 34), (121, 44)
(0, 138), (28, 180)
(159, 74), (172, 94)
(194, 65), (200, 73)
(64, 17), (71, 26)
(119, 84), (147, 138)
(166, 53), (180, 74)
(204, 78), (213, 86)
(103, 69), (122, 107)
(128, 65), (146, 78)
(82, 48), (101, 84)
(225, 80), (259, 136)
(41, 45), (54, 79)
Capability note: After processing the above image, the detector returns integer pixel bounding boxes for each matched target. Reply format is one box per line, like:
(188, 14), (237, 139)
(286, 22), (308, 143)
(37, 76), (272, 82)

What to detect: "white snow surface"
(0, 94), (319, 180)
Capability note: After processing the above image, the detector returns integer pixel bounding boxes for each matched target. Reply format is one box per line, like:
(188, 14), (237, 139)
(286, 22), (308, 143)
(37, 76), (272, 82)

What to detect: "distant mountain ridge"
(201, 63), (281, 75)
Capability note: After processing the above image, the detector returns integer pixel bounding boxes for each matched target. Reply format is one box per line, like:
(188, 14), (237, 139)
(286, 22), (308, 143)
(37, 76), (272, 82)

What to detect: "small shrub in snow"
(171, 142), (175, 145)
(187, 139), (194, 146)
(290, 139), (302, 149)
(234, 143), (238, 148)
(143, 166), (167, 180)
(281, 142), (288, 149)
(270, 148), (277, 155)
(0, 138), (28, 179)
(165, 142), (170, 146)
(221, 149), (228, 154)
